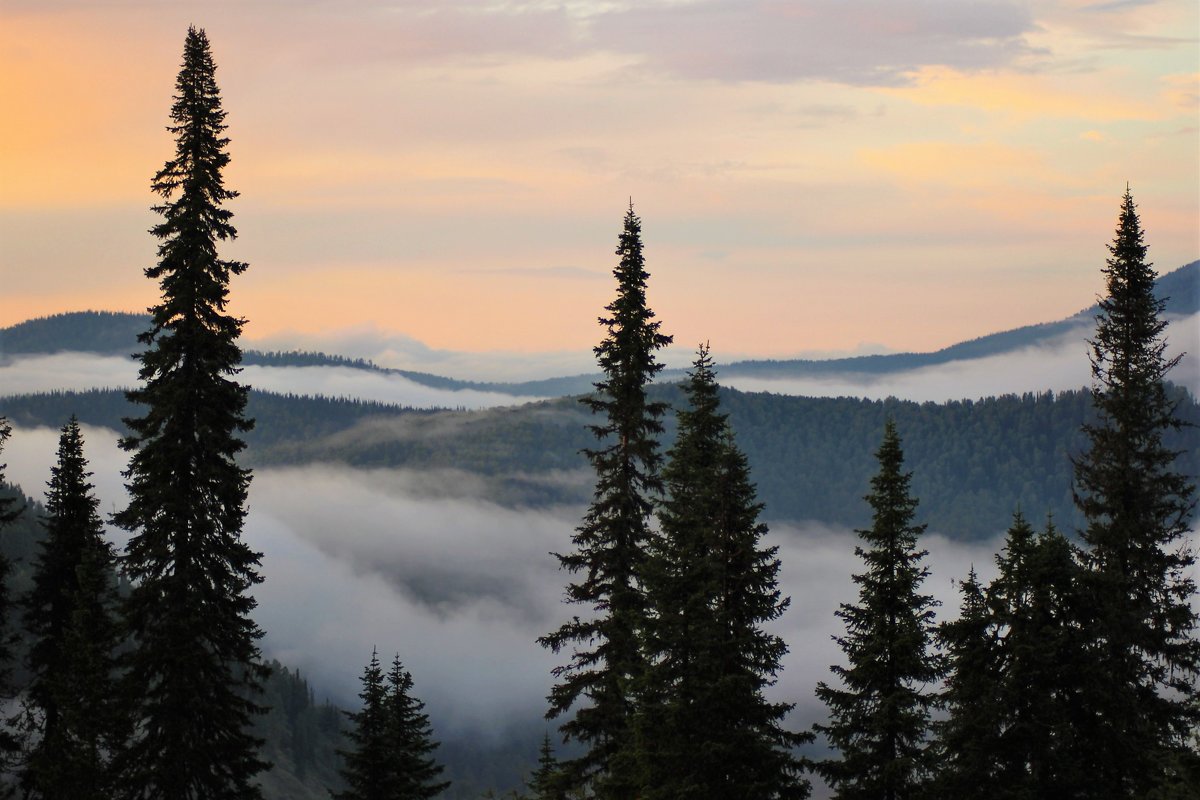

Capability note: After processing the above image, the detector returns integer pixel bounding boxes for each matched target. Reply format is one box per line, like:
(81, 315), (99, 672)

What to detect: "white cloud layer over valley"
(0, 423), (1047, 738)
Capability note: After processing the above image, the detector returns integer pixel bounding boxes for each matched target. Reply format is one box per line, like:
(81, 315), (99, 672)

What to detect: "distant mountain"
(4, 260), (1195, 395)
(715, 259), (1199, 379)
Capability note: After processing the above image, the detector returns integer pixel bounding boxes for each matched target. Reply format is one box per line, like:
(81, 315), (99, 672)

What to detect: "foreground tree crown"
(815, 420), (941, 800)
(538, 204), (672, 799)
(1072, 188), (1199, 795)
(640, 344), (811, 800)
(22, 418), (125, 797)
(113, 25), (269, 799)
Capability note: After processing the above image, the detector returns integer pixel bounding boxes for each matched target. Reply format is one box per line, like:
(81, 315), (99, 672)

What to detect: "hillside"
(4, 383), (1196, 540)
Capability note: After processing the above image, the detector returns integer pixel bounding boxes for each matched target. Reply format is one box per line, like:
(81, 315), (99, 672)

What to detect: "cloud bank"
(722, 313), (1200, 402)
(0, 423), (1013, 737)
(0, 354), (535, 411)
(4, 421), (1196, 797)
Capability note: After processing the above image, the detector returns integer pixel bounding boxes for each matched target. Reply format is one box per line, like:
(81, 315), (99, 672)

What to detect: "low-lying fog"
(0, 423), (1019, 739)
(4, 314), (1195, 407)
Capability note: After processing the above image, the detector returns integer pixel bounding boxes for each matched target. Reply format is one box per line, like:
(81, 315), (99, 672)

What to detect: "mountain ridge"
(3, 260), (1195, 397)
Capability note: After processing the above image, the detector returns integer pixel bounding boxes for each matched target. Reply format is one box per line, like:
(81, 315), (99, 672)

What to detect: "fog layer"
(3, 423), (1021, 740)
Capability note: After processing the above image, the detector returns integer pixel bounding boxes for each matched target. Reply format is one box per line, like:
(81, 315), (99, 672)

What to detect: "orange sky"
(2, 1), (1197, 361)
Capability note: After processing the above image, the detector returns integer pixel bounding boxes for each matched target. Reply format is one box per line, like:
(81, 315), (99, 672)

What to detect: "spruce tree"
(640, 346), (809, 800)
(814, 420), (940, 800)
(528, 733), (565, 800)
(0, 418), (22, 780)
(987, 514), (1088, 797)
(113, 26), (268, 798)
(336, 650), (391, 800)
(383, 656), (448, 800)
(336, 652), (449, 800)
(930, 568), (1001, 800)
(21, 418), (125, 799)
(1072, 189), (1200, 796)
(538, 204), (671, 799)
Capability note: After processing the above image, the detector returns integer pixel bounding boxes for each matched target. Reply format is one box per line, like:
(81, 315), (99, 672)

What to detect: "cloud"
(586, 0), (1038, 85)
(247, 325), (599, 382)
(4, 0), (1038, 89)
(0, 353), (537, 411)
(239, 364), (537, 409)
(0, 354), (139, 395)
(721, 313), (1199, 402)
(5, 421), (1196, 795)
(1, 423), (1006, 738)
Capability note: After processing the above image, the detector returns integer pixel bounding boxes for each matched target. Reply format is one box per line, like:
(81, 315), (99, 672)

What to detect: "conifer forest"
(1, 22), (1198, 800)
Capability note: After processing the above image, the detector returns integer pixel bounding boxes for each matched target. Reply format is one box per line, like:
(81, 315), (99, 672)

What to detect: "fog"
(5, 417), (1198, 800)
(722, 313), (1200, 401)
(1, 422), (1008, 737)
(0, 354), (536, 411)
(6, 315), (1196, 412)
(248, 325), (602, 383)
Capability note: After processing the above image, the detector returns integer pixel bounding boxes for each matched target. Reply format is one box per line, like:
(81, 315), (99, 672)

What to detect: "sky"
(1, 0), (1198, 365)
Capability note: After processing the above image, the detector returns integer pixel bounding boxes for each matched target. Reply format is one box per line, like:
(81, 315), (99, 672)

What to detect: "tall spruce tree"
(21, 418), (125, 799)
(640, 345), (809, 800)
(538, 204), (671, 799)
(113, 26), (268, 798)
(814, 420), (940, 800)
(1072, 189), (1200, 796)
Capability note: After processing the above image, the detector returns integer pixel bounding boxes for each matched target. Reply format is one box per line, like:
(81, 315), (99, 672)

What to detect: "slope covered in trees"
(4, 383), (1196, 539)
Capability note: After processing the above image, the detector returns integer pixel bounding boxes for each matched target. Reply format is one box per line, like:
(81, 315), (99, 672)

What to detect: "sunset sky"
(2, 0), (1197, 364)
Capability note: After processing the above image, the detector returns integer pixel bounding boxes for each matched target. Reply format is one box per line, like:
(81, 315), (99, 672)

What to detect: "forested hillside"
(4, 384), (1196, 539)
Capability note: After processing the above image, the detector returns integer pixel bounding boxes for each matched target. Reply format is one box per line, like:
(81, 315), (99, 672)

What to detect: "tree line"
(0, 24), (1195, 800)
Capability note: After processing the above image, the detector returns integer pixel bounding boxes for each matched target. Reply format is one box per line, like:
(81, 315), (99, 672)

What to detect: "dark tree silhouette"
(113, 26), (268, 798)
(336, 652), (449, 800)
(21, 417), (125, 798)
(640, 345), (810, 800)
(931, 568), (1001, 800)
(0, 418), (23, 780)
(815, 421), (940, 800)
(538, 204), (672, 799)
(1073, 189), (1199, 796)
(335, 650), (390, 800)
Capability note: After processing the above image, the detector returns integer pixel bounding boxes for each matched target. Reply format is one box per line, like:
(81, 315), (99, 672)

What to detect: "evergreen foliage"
(21, 418), (125, 798)
(640, 345), (809, 799)
(527, 734), (565, 800)
(537, 204), (672, 799)
(113, 26), (269, 798)
(986, 514), (1088, 797)
(336, 651), (392, 800)
(384, 656), (449, 800)
(814, 420), (940, 800)
(0, 418), (22, 782)
(6, 383), (1198, 540)
(336, 652), (448, 800)
(931, 568), (1001, 799)
(1072, 190), (1200, 796)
